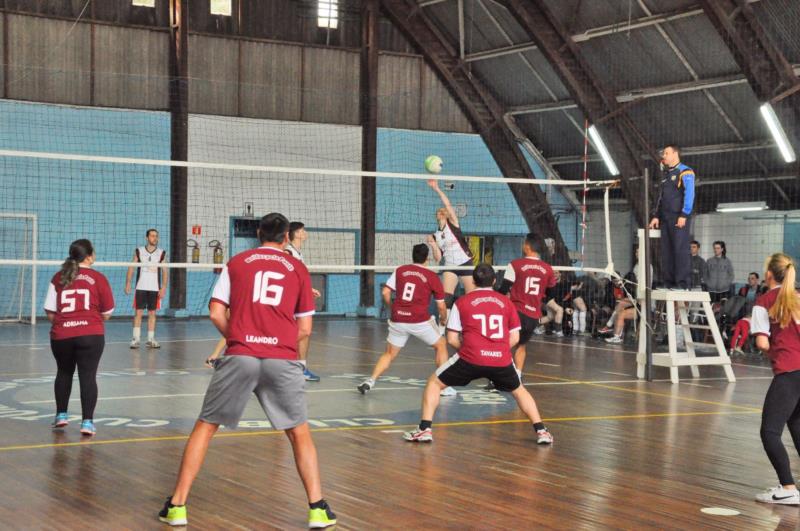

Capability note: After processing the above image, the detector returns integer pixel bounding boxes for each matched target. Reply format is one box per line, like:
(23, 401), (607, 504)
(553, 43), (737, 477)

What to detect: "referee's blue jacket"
(653, 162), (695, 219)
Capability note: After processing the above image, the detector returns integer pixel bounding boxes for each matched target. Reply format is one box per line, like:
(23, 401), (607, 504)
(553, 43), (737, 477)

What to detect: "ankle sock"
(419, 420), (432, 431)
(533, 422), (545, 431)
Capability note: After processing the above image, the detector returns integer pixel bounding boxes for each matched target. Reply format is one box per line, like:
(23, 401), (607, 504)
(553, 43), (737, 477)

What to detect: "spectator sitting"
(535, 271), (571, 338)
(721, 272), (765, 328)
(729, 316), (751, 356)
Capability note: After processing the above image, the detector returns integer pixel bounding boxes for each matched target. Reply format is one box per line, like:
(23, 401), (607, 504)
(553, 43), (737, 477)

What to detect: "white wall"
(583, 207), (635, 275)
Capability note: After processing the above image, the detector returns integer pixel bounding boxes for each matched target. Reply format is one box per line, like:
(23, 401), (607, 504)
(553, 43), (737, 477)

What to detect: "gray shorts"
(198, 355), (307, 430)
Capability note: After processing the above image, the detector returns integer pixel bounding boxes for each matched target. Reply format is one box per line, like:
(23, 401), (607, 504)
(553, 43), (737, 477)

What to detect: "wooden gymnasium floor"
(0, 318), (797, 530)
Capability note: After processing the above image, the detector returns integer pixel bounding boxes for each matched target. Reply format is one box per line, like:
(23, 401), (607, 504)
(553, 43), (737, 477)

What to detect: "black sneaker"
(483, 380), (496, 392)
(357, 379), (374, 394)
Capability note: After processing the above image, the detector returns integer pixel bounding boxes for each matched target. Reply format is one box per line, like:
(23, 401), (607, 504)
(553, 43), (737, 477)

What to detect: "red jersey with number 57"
(505, 256), (556, 319)
(446, 288), (521, 367)
(210, 246), (315, 360)
(44, 268), (115, 340)
(385, 264), (445, 323)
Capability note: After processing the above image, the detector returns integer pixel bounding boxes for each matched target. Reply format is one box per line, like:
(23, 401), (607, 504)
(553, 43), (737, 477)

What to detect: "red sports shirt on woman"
(44, 268), (115, 340)
(751, 286), (800, 375)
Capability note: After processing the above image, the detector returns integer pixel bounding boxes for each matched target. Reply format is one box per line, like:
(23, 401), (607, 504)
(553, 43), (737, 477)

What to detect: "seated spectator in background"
(706, 241), (734, 303)
(721, 272), (764, 326)
(570, 273), (598, 336)
(536, 271), (570, 338)
(599, 272), (637, 335)
(690, 240), (707, 290)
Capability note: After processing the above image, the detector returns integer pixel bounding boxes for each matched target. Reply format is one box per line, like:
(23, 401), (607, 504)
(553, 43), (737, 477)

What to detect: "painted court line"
(536, 362), (560, 367)
(1, 337), (223, 349)
(602, 371), (630, 377)
(0, 409), (759, 452)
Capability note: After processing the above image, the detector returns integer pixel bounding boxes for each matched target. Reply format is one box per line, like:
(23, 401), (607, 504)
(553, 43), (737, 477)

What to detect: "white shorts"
(387, 318), (442, 348)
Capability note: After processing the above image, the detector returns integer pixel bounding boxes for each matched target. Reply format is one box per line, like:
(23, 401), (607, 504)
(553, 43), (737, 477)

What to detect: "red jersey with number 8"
(210, 246), (316, 359)
(505, 256), (556, 318)
(385, 264), (445, 323)
(446, 288), (521, 366)
(44, 268), (115, 340)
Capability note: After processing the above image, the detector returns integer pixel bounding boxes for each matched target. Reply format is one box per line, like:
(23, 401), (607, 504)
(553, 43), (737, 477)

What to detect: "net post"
(643, 167), (653, 382)
(358, 0), (379, 316)
(31, 214), (37, 325)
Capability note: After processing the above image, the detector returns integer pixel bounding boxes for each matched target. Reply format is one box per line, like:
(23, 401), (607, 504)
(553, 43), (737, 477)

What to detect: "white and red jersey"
(386, 264), (445, 323)
(44, 268), (115, 340)
(446, 288), (521, 367)
(210, 246), (315, 360)
(505, 256), (556, 319)
(285, 243), (304, 263)
(751, 286), (800, 375)
(433, 220), (472, 266)
(135, 246), (166, 292)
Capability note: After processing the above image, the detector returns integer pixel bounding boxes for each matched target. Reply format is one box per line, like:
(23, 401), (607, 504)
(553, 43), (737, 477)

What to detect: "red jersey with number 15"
(505, 256), (556, 318)
(447, 288), (521, 367)
(385, 264), (445, 323)
(210, 246), (316, 360)
(44, 268), (115, 340)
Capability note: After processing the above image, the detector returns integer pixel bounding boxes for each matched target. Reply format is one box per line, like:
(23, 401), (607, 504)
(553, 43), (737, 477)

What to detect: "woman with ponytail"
(43, 239), (114, 436)
(751, 253), (800, 505)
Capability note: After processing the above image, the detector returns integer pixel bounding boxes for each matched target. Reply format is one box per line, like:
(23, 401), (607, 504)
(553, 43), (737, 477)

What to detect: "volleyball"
(424, 155), (443, 174)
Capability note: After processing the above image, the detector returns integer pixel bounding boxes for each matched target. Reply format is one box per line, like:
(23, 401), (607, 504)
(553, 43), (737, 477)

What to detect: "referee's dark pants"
(660, 214), (691, 289)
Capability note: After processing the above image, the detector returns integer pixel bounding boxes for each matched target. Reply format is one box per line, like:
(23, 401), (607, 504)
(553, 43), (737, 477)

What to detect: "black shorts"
(134, 290), (159, 311)
(443, 259), (474, 278)
(436, 354), (521, 392)
(518, 312), (538, 346)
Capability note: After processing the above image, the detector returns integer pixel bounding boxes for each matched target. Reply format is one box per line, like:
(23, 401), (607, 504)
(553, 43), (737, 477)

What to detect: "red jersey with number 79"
(446, 288), (521, 366)
(505, 256), (556, 318)
(385, 264), (445, 323)
(210, 246), (316, 359)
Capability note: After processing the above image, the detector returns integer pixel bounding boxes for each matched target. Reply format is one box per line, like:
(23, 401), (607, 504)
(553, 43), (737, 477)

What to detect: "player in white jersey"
(125, 229), (168, 349)
(287, 221), (322, 381)
(427, 180), (475, 311)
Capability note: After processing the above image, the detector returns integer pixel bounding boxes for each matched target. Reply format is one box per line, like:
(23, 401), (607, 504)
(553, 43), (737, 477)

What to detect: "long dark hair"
(60, 239), (94, 287)
(713, 240), (727, 258)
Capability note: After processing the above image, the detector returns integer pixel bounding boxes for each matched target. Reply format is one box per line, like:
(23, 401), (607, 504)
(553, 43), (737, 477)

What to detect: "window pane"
(210, 0), (232, 16)
(132, 0), (156, 7)
(318, 0), (338, 29)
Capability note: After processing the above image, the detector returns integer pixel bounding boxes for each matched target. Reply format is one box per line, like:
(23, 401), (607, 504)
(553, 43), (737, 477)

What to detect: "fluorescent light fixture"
(716, 201), (769, 213)
(760, 102), (797, 163)
(318, 0), (339, 29)
(588, 125), (620, 176)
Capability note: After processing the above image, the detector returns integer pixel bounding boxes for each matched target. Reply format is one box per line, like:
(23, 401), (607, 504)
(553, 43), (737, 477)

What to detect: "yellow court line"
(523, 371), (762, 412)
(0, 409), (758, 452)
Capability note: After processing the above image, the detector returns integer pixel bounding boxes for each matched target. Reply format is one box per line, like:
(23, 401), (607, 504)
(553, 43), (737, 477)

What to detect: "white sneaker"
(440, 386), (457, 397)
(605, 335), (623, 344)
(146, 339), (161, 349)
(403, 427), (433, 442)
(357, 379), (374, 394)
(129, 339), (140, 349)
(554, 331), (564, 338)
(755, 486), (800, 505)
(536, 428), (553, 445)
(533, 326), (545, 335)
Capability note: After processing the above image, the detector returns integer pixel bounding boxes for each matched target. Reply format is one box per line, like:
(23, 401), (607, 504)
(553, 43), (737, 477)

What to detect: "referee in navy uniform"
(648, 145), (696, 290)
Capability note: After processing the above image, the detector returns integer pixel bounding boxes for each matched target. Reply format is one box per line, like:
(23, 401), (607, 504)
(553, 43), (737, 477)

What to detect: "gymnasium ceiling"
(412, 0), (800, 213)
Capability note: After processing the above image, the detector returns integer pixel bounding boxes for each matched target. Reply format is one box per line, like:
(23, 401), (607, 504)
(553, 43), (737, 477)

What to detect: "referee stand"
(635, 228), (735, 384)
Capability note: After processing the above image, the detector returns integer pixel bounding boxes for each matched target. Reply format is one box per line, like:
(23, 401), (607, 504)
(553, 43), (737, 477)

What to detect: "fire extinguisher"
(187, 239), (200, 264)
(209, 240), (224, 274)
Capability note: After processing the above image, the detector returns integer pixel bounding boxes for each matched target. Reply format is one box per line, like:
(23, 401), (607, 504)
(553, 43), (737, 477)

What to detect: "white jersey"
(433, 220), (472, 266)
(285, 243), (304, 263)
(135, 246), (166, 292)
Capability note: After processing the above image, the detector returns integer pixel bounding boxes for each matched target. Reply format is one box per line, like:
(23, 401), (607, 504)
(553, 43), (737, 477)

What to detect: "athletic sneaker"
(146, 339), (161, 349)
(304, 367), (321, 382)
(80, 420), (96, 436)
(554, 330), (565, 338)
(484, 380), (497, 392)
(598, 326), (613, 334)
(129, 339), (139, 349)
(533, 325), (546, 335)
(536, 428), (554, 445)
(158, 497), (188, 526)
(357, 379), (374, 394)
(605, 335), (623, 344)
(440, 386), (457, 397)
(308, 502), (337, 528)
(755, 486), (800, 505)
(403, 427), (433, 442)
(52, 412), (69, 428)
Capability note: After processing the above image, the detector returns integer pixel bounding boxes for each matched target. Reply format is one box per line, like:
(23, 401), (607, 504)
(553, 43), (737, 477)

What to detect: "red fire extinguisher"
(187, 239), (200, 264)
(209, 240), (224, 274)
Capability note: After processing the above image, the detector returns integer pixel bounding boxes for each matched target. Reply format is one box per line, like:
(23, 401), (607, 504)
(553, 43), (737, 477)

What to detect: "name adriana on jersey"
(44, 268), (115, 340)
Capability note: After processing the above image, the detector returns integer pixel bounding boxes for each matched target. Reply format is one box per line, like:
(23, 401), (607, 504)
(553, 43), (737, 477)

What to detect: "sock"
(533, 422), (545, 432)
(419, 420), (432, 431)
(516, 369), (522, 378)
(572, 312), (579, 332)
(309, 499), (327, 510)
(366, 378), (375, 386)
(578, 311), (586, 332)
(147, 330), (155, 341)
(132, 328), (141, 341)
(299, 360), (307, 367)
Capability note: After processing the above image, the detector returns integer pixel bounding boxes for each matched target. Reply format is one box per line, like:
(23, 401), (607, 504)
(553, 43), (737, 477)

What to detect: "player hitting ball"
(358, 243), (455, 396)
(403, 263), (553, 444)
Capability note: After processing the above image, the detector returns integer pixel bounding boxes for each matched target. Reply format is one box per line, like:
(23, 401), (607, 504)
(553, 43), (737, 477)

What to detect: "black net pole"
(644, 167), (653, 382)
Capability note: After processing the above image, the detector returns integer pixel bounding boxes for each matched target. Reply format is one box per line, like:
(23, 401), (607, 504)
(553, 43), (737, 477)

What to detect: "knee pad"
(444, 294), (455, 309)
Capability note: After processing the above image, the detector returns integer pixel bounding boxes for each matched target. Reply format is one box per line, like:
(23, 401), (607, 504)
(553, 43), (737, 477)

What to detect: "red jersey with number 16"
(210, 246), (316, 360)
(505, 256), (556, 319)
(385, 264), (445, 323)
(44, 268), (115, 340)
(447, 288), (521, 367)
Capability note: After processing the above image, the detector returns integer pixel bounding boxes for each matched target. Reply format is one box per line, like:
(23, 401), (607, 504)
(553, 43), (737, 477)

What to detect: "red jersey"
(210, 246), (315, 360)
(505, 256), (556, 318)
(385, 264), (445, 323)
(44, 268), (114, 340)
(751, 287), (800, 375)
(446, 288), (521, 367)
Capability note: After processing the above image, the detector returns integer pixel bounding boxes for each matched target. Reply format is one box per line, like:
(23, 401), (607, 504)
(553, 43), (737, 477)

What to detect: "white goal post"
(0, 213), (38, 325)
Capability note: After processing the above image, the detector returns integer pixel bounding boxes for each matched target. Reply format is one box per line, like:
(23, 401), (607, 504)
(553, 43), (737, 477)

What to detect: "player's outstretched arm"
(427, 179), (460, 226)
(426, 234), (442, 263)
